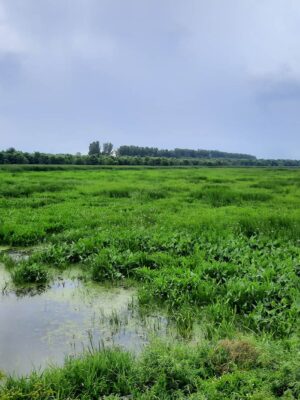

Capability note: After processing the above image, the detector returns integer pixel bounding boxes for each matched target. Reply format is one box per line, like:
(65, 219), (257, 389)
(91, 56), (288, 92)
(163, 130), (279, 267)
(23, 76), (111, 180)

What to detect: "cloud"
(0, 0), (300, 158)
(0, 3), (27, 54)
(253, 73), (300, 105)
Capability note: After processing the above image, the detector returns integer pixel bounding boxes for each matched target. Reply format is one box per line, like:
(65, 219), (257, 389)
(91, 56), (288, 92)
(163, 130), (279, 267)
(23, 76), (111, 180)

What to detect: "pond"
(0, 263), (168, 376)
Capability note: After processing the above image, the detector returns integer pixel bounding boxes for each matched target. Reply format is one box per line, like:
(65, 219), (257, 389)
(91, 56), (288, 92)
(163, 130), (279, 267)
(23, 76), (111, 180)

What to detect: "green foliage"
(88, 140), (101, 155)
(102, 142), (114, 155)
(0, 166), (300, 399)
(117, 145), (256, 160)
(191, 186), (272, 207)
(1, 339), (299, 399)
(2, 147), (300, 166)
(11, 262), (49, 284)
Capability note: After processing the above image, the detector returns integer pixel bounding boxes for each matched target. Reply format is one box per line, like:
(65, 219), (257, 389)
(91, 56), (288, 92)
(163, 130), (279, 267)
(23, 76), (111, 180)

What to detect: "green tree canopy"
(88, 141), (101, 155)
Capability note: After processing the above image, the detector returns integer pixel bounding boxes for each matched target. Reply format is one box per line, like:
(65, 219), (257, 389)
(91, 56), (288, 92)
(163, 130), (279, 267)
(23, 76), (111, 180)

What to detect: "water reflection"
(0, 265), (168, 376)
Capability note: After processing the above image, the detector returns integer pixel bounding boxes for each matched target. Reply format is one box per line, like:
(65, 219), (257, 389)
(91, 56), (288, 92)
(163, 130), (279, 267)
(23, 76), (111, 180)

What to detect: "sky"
(0, 0), (300, 159)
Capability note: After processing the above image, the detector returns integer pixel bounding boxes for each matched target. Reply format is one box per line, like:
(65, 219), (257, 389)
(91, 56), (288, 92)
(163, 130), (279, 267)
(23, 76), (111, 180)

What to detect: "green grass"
(10, 262), (49, 285)
(0, 166), (300, 399)
(1, 339), (299, 399)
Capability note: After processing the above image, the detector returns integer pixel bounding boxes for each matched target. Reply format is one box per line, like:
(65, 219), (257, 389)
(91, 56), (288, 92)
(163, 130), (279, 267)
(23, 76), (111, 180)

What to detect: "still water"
(0, 264), (167, 376)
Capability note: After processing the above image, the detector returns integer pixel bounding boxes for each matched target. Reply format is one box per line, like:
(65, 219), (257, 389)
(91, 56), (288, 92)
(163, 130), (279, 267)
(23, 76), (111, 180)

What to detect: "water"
(0, 263), (168, 376)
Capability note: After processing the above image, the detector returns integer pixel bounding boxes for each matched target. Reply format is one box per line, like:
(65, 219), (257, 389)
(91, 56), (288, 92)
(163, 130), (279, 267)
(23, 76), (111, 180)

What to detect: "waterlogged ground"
(0, 166), (299, 399)
(0, 260), (169, 376)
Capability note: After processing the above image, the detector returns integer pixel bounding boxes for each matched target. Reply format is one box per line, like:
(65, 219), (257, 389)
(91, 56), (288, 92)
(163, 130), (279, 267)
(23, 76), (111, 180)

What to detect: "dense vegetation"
(0, 166), (299, 399)
(117, 145), (256, 159)
(2, 146), (300, 167)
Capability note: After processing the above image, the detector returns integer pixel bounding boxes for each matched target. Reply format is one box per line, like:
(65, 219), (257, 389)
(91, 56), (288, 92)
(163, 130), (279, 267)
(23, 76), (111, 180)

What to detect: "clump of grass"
(238, 214), (300, 239)
(251, 181), (280, 190)
(90, 249), (124, 281)
(191, 187), (271, 207)
(11, 262), (49, 285)
(89, 249), (171, 281)
(211, 339), (260, 374)
(187, 175), (208, 183)
(190, 187), (234, 206)
(0, 182), (73, 197)
(142, 188), (169, 200)
(240, 192), (272, 202)
(102, 188), (131, 198)
(1, 348), (135, 399)
(1, 338), (300, 399)
(0, 253), (16, 269)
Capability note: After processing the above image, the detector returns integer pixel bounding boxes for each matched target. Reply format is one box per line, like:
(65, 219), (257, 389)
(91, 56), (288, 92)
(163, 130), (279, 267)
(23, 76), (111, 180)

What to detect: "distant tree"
(102, 142), (113, 155)
(117, 145), (256, 160)
(88, 141), (101, 155)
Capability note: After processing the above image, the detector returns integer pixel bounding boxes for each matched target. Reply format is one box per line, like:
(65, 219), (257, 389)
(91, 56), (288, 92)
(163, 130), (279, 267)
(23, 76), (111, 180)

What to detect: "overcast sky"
(0, 0), (300, 158)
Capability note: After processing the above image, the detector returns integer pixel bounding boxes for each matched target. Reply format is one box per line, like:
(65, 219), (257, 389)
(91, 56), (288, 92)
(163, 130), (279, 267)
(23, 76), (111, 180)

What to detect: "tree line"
(1, 143), (300, 167)
(1, 147), (300, 167)
(117, 145), (256, 160)
(88, 142), (257, 159)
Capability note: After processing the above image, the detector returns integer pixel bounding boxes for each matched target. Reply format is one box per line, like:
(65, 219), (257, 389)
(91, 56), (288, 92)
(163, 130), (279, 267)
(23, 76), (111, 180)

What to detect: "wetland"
(0, 166), (299, 399)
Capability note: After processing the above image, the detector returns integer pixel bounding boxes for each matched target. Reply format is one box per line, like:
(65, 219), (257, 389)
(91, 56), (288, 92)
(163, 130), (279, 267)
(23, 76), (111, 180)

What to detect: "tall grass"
(1, 338), (299, 399)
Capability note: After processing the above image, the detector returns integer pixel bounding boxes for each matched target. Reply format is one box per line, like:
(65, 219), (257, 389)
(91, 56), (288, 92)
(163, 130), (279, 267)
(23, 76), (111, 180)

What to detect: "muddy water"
(0, 264), (168, 376)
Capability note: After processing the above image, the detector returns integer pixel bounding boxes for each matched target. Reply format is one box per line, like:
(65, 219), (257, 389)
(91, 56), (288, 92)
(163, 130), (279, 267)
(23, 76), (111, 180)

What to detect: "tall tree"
(88, 141), (101, 155)
(102, 142), (113, 155)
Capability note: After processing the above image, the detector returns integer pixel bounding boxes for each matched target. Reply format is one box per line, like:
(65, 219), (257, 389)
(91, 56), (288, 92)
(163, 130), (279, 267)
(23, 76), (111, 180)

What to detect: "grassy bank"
(1, 337), (299, 400)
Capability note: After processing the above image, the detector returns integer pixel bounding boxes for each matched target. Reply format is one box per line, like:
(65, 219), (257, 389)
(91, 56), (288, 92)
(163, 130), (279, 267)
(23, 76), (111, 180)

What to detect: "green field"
(0, 166), (300, 399)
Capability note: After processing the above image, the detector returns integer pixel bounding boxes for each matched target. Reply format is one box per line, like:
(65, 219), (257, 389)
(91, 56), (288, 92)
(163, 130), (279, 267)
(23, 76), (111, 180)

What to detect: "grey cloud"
(254, 75), (300, 103)
(0, 0), (300, 158)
